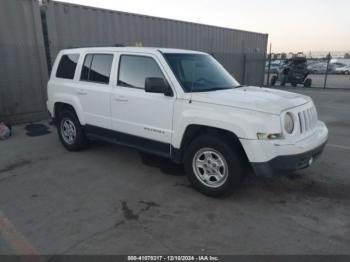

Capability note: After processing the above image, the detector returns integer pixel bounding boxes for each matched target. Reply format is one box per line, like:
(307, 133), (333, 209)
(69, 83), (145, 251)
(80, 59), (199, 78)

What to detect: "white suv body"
(47, 47), (328, 196)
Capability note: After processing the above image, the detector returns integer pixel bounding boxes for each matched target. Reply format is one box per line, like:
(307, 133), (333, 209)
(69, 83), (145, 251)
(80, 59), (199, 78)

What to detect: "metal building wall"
(0, 0), (48, 123)
(44, 1), (268, 84)
(0, 0), (267, 124)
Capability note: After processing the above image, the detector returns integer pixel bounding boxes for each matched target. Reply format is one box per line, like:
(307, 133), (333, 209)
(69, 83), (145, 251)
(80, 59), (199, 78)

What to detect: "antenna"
(189, 59), (196, 104)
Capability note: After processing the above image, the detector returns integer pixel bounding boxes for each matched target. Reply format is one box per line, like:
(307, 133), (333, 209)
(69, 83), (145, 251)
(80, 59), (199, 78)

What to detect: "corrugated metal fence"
(0, 0), (48, 123)
(43, 1), (267, 85)
(0, 0), (268, 123)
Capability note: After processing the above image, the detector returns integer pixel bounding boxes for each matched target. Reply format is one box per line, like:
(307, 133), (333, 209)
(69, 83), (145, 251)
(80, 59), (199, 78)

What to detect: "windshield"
(163, 53), (240, 92)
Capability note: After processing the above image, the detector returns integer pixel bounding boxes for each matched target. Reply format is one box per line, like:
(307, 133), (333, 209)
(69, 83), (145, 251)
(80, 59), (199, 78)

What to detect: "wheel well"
(178, 125), (249, 164)
(54, 102), (76, 123)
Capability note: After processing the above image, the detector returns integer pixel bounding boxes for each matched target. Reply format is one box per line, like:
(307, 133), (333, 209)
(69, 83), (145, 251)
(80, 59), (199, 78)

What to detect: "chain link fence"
(213, 52), (266, 86)
(265, 54), (350, 89)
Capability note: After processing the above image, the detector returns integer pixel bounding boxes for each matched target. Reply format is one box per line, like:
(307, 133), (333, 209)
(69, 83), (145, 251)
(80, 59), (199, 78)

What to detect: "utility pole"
(266, 43), (272, 86)
(323, 52), (331, 89)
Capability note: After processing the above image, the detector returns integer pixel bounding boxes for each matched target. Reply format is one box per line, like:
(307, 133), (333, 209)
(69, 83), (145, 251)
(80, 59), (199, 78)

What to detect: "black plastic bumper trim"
(251, 140), (327, 177)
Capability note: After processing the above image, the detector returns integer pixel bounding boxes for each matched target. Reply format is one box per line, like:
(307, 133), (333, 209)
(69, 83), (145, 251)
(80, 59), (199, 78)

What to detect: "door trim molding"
(84, 125), (171, 158)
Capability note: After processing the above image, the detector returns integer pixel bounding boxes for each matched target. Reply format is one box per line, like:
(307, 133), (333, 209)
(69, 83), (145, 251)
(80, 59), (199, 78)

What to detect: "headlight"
(284, 112), (294, 134)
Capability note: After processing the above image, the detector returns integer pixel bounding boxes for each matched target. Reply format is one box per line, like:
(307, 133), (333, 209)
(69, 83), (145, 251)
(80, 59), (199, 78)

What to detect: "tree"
(344, 53), (350, 59)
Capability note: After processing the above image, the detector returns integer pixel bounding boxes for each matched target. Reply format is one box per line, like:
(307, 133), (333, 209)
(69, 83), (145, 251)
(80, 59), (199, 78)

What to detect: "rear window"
(80, 54), (113, 84)
(56, 54), (80, 79)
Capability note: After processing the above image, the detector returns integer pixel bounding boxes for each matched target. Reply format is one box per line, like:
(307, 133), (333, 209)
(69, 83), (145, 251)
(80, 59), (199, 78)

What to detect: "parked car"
(47, 47), (328, 197)
(329, 62), (346, 73)
(271, 57), (312, 87)
(307, 62), (345, 74)
(335, 65), (350, 75)
(307, 62), (328, 74)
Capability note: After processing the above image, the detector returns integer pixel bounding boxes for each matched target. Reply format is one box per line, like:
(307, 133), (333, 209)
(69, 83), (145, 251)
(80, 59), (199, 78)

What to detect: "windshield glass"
(163, 53), (240, 92)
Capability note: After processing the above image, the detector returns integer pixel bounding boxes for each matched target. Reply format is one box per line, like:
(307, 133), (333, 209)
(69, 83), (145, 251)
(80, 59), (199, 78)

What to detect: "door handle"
(77, 89), (87, 95)
(114, 95), (128, 102)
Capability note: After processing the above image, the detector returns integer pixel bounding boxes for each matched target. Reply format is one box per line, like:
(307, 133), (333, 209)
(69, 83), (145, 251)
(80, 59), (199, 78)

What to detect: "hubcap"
(60, 118), (76, 145)
(192, 148), (228, 188)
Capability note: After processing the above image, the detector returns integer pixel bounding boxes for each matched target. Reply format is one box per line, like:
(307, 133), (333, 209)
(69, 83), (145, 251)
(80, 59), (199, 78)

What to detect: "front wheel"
(57, 110), (88, 151)
(184, 135), (245, 197)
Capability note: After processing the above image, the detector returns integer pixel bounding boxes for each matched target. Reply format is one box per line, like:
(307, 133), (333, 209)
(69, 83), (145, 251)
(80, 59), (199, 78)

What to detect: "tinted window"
(56, 54), (80, 79)
(80, 54), (93, 81)
(118, 55), (164, 89)
(80, 54), (113, 84)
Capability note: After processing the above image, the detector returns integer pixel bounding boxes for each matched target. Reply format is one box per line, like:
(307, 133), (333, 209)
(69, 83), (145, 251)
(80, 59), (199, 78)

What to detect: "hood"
(190, 86), (311, 114)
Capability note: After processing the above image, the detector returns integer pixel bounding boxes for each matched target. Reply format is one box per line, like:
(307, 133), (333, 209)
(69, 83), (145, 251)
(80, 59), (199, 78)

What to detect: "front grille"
(298, 106), (318, 134)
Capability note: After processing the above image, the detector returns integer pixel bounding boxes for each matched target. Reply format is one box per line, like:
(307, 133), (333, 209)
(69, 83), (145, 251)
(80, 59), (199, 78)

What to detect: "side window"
(118, 55), (164, 89)
(56, 54), (80, 79)
(80, 54), (113, 84)
(80, 54), (93, 81)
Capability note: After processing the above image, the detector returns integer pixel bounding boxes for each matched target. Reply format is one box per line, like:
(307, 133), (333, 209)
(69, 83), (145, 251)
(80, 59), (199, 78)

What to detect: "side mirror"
(145, 77), (173, 97)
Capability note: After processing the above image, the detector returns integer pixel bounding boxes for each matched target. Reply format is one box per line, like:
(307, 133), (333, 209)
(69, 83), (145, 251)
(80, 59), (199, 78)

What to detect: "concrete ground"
(0, 88), (350, 255)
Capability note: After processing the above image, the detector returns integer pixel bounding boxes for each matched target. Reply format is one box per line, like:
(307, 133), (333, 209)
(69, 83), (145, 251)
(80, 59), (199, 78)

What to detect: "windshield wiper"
(191, 86), (234, 92)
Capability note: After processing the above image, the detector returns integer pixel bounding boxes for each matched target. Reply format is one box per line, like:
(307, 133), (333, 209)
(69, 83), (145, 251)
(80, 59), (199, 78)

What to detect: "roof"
(62, 46), (207, 55)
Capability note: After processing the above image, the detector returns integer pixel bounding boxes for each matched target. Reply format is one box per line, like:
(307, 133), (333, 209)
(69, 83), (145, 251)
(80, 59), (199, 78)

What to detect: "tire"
(57, 109), (88, 151)
(304, 78), (312, 87)
(345, 71), (350, 75)
(291, 82), (297, 87)
(280, 75), (286, 86)
(184, 135), (245, 197)
(270, 75), (277, 86)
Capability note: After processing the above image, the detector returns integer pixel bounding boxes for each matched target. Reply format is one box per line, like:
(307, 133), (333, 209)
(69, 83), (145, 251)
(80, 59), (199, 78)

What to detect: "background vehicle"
(307, 62), (328, 74)
(271, 57), (312, 87)
(265, 60), (283, 74)
(307, 62), (346, 74)
(335, 65), (350, 75)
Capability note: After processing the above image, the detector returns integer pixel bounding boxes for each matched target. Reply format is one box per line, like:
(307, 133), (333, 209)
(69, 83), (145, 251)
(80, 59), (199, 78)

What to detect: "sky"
(55, 0), (350, 53)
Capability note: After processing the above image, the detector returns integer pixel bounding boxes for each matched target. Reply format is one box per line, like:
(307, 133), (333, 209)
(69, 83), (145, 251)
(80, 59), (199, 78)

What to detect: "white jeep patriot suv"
(47, 47), (328, 197)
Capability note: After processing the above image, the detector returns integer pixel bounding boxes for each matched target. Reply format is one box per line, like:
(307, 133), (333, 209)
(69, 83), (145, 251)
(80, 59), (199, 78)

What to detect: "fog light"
(257, 133), (282, 140)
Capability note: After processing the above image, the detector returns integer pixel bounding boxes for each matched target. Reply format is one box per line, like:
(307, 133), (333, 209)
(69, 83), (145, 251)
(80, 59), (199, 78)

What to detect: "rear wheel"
(304, 78), (312, 87)
(344, 71), (350, 75)
(57, 110), (88, 151)
(184, 135), (245, 197)
(270, 75), (277, 86)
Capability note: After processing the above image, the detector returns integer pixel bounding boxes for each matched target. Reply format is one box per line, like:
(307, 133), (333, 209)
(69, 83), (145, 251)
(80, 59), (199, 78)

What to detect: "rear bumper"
(251, 140), (327, 176)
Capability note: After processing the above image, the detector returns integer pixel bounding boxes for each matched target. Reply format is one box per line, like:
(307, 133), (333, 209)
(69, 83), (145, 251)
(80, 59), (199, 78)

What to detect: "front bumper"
(251, 140), (327, 176)
(240, 121), (328, 176)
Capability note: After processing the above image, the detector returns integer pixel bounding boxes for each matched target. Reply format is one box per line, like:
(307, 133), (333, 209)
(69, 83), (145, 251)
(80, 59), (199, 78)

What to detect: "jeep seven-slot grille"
(298, 106), (318, 134)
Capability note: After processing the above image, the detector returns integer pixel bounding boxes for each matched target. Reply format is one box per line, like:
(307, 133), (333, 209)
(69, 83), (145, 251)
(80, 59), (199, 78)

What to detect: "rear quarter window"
(56, 54), (80, 79)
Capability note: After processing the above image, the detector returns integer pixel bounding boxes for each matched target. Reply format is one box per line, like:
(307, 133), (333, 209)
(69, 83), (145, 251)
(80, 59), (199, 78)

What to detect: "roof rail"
(66, 44), (126, 49)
